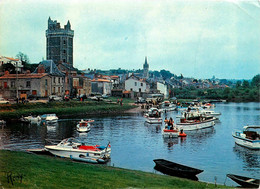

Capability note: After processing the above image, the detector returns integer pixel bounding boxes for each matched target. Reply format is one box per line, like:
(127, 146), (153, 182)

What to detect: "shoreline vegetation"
(0, 99), (138, 121)
(0, 150), (231, 188)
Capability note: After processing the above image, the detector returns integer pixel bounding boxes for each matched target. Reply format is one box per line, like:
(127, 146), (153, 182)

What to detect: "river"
(0, 102), (259, 186)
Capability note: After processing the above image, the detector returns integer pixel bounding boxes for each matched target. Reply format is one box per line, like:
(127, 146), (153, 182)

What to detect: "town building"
(0, 56), (23, 72)
(91, 78), (112, 95)
(125, 75), (148, 93)
(46, 17), (74, 66)
(0, 71), (51, 99)
(33, 60), (65, 96)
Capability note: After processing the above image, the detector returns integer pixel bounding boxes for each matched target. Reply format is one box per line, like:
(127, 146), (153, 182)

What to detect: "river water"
(0, 102), (259, 186)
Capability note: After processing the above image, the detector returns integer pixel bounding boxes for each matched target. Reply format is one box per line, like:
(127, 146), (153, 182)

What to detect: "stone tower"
(143, 56), (149, 79)
(46, 17), (74, 66)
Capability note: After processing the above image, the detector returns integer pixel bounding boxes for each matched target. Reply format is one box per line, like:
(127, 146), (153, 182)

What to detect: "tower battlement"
(46, 17), (74, 66)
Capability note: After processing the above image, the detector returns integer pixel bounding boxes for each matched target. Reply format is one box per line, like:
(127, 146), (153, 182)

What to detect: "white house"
(157, 82), (169, 98)
(0, 56), (23, 72)
(125, 76), (148, 93)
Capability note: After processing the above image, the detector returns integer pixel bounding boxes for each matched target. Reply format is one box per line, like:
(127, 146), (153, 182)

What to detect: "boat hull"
(145, 117), (162, 124)
(227, 174), (260, 188)
(162, 130), (179, 138)
(176, 119), (215, 131)
(45, 146), (111, 160)
(232, 134), (260, 150)
(153, 159), (203, 180)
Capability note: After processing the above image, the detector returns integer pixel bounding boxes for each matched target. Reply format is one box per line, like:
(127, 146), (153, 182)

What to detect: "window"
(4, 82), (7, 88)
(141, 83), (143, 87)
(63, 50), (66, 54)
(26, 81), (31, 87)
(63, 59), (66, 63)
(135, 82), (137, 86)
(139, 88), (141, 92)
(11, 81), (15, 88)
(58, 87), (60, 93)
(53, 77), (56, 83)
(63, 40), (66, 45)
(45, 79), (48, 86)
(58, 77), (60, 83)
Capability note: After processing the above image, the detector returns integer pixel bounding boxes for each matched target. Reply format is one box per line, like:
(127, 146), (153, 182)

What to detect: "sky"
(0, 0), (259, 79)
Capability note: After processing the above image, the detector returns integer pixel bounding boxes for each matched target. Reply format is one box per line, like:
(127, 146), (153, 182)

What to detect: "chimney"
(38, 65), (45, 73)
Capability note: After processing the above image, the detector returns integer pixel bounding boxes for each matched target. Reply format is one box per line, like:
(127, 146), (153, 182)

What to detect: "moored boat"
(227, 174), (259, 188)
(176, 111), (216, 131)
(232, 125), (260, 150)
(162, 124), (187, 138)
(44, 138), (111, 164)
(76, 119), (92, 133)
(21, 115), (41, 123)
(144, 108), (162, 124)
(153, 159), (203, 179)
(41, 114), (58, 124)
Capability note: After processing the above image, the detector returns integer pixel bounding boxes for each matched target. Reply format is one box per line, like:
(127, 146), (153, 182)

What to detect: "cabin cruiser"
(176, 110), (216, 131)
(45, 138), (111, 164)
(76, 119), (94, 132)
(144, 108), (162, 124)
(232, 125), (260, 150)
(41, 114), (58, 124)
(21, 115), (41, 123)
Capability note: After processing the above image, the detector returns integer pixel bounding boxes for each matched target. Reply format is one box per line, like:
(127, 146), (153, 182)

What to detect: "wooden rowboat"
(227, 174), (259, 188)
(153, 159), (203, 179)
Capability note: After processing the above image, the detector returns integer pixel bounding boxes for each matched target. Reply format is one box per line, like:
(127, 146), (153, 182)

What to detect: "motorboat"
(232, 125), (260, 150)
(0, 120), (6, 125)
(197, 108), (221, 120)
(41, 114), (58, 124)
(21, 115), (41, 123)
(76, 119), (92, 133)
(144, 108), (162, 124)
(153, 159), (203, 179)
(44, 138), (111, 164)
(162, 124), (187, 138)
(227, 174), (259, 188)
(176, 110), (216, 131)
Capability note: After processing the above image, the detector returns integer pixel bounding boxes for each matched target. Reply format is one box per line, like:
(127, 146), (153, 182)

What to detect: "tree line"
(172, 75), (260, 102)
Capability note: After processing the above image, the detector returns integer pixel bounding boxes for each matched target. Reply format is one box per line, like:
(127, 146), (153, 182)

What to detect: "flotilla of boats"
(4, 99), (257, 187)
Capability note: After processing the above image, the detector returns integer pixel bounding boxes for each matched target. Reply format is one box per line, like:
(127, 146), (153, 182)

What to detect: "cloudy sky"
(0, 0), (259, 79)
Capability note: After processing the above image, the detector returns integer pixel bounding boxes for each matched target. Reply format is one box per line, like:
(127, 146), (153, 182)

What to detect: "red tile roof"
(0, 73), (48, 79)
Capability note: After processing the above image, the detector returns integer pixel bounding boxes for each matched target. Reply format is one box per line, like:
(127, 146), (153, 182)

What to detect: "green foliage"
(171, 74), (260, 102)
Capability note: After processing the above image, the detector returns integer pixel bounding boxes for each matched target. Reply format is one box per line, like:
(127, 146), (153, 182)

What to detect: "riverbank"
(0, 100), (137, 121)
(0, 150), (230, 188)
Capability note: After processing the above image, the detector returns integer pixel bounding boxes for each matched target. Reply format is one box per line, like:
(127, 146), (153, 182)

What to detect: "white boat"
(144, 108), (162, 124)
(76, 119), (92, 133)
(41, 114), (58, 124)
(22, 115), (41, 123)
(232, 126), (260, 150)
(176, 111), (216, 131)
(45, 138), (111, 163)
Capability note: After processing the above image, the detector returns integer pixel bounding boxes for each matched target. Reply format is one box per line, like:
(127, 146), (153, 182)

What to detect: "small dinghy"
(153, 159), (203, 179)
(227, 174), (259, 188)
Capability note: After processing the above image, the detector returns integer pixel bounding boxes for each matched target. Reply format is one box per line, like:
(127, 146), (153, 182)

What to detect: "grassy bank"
(0, 150), (230, 188)
(0, 100), (136, 120)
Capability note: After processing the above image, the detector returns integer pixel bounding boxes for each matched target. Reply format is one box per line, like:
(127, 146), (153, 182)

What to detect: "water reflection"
(233, 144), (260, 169)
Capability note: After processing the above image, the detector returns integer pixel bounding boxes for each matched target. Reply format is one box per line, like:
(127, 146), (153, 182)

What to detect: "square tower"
(46, 17), (74, 66)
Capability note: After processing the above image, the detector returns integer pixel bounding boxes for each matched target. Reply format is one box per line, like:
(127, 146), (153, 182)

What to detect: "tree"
(236, 81), (241, 88)
(242, 80), (249, 88)
(251, 74), (260, 87)
(2, 63), (16, 74)
(16, 52), (30, 64)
